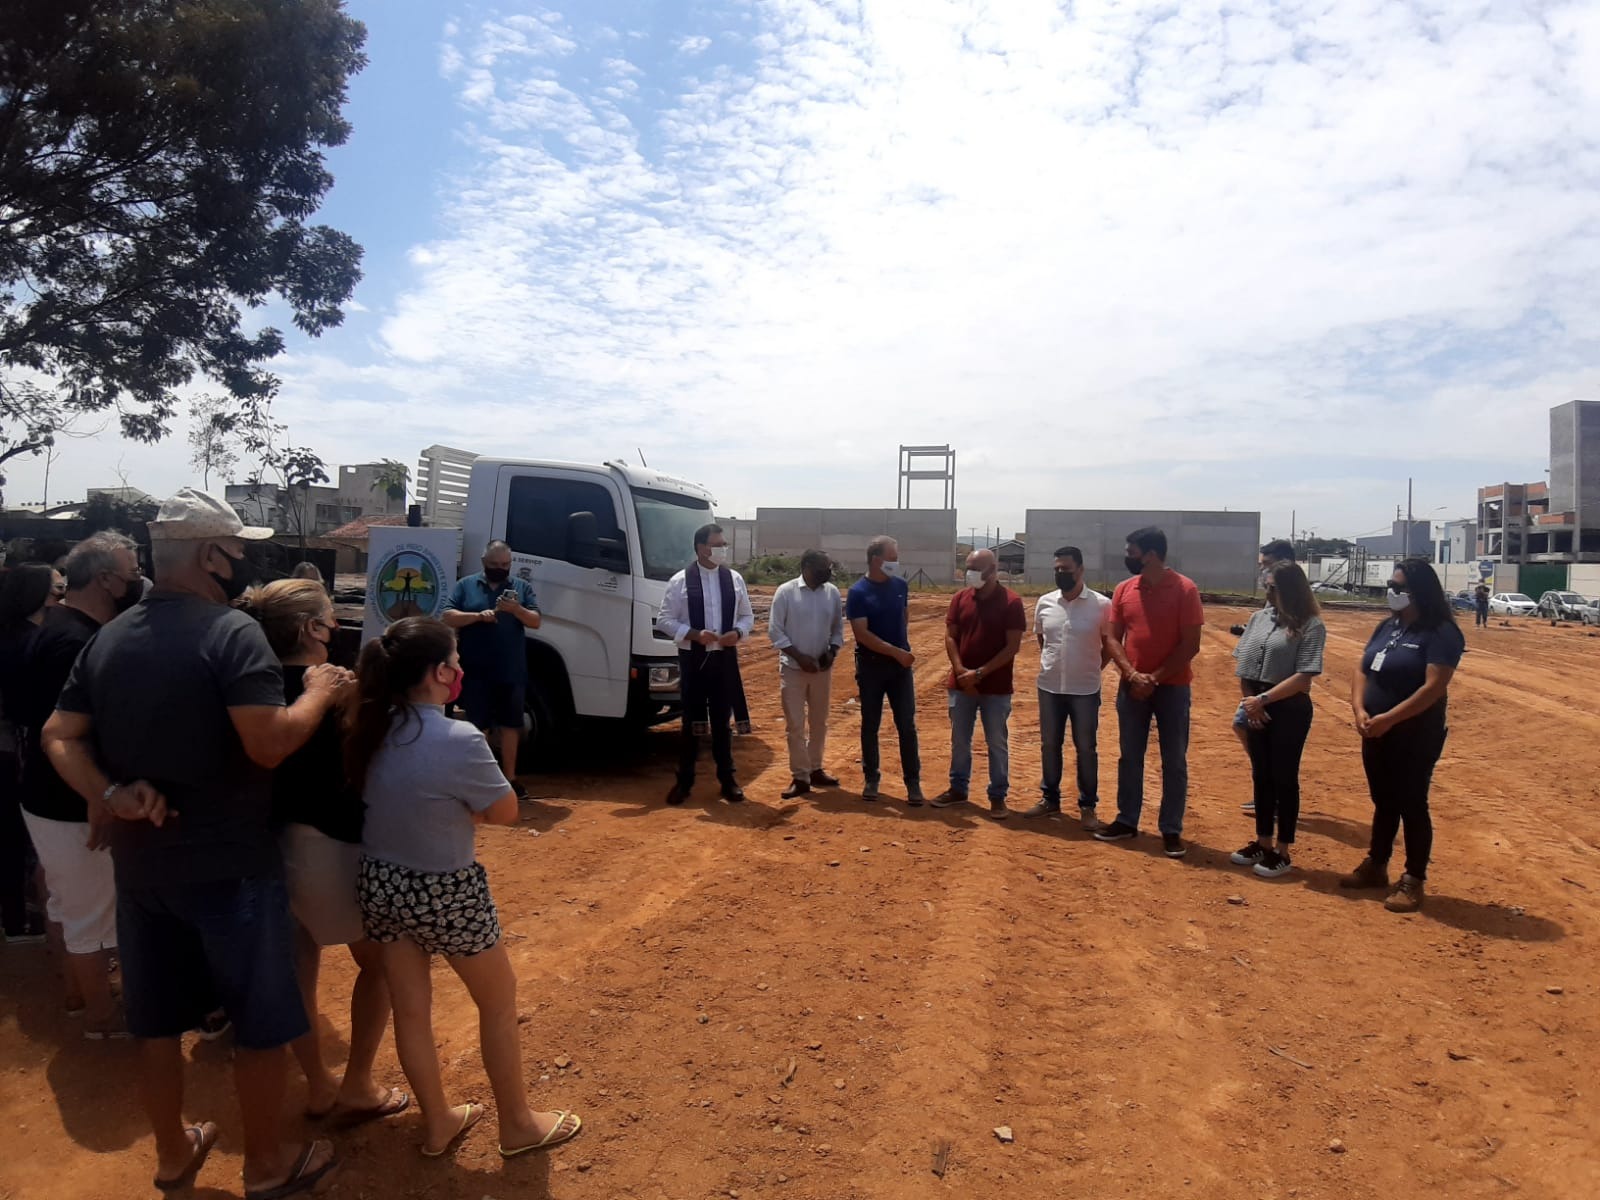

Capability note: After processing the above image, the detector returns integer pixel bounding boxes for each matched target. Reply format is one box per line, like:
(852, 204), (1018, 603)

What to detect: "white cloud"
(19, 0), (1597, 538)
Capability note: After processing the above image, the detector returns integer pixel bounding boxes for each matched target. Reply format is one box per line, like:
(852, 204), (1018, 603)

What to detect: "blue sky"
(13, 0), (1600, 541)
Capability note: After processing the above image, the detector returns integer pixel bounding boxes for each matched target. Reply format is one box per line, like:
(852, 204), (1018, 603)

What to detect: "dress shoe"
(721, 783), (746, 803)
(664, 783), (689, 806)
(809, 770), (840, 788)
(781, 779), (812, 799)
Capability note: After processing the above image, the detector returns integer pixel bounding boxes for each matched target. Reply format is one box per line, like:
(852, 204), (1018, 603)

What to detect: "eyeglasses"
(1388, 581), (1409, 594)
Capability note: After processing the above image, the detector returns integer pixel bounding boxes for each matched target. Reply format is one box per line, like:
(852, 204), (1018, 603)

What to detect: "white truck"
(414, 445), (717, 755)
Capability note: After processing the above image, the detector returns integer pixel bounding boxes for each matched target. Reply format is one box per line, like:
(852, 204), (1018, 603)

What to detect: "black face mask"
(111, 575), (142, 614)
(1055, 570), (1077, 593)
(211, 549), (256, 603)
(483, 567), (510, 586)
(1124, 555), (1145, 576)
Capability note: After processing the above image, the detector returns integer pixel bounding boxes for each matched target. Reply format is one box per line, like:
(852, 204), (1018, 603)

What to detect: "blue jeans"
(1115, 683), (1191, 835)
(1038, 690), (1100, 810)
(948, 691), (1012, 800)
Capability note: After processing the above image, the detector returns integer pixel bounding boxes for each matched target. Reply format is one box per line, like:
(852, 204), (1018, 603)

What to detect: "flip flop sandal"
(243, 1141), (338, 1200)
(421, 1102), (485, 1158)
(500, 1111), (583, 1158)
(154, 1122), (219, 1193)
(327, 1089), (411, 1130)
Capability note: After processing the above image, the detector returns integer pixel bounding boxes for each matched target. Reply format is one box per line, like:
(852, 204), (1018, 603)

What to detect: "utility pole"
(1403, 478), (1413, 559)
(1291, 509), (1296, 545)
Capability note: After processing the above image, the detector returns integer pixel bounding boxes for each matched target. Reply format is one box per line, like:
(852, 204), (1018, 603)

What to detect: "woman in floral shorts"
(348, 617), (581, 1159)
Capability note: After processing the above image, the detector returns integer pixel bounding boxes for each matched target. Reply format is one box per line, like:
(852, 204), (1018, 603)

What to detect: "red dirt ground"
(3, 595), (1598, 1200)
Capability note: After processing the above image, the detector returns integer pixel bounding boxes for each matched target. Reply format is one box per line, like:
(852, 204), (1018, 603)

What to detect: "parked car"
(1536, 590), (1590, 621)
(1311, 582), (1351, 594)
(1489, 592), (1538, 617)
(1450, 589), (1477, 612)
(1583, 600), (1600, 627)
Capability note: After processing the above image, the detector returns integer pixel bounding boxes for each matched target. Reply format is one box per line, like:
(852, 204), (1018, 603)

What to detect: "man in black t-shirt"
(16, 532), (142, 1035)
(43, 489), (350, 1196)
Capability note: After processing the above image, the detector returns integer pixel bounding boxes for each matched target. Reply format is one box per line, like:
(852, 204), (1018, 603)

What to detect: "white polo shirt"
(1033, 587), (1113, 696)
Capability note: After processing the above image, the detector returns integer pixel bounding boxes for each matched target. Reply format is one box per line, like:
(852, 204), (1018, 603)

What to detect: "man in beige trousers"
(769, 551), (844, 799)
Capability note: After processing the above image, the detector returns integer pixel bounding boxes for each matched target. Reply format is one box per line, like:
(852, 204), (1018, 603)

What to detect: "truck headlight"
(648, 664), (679, 691)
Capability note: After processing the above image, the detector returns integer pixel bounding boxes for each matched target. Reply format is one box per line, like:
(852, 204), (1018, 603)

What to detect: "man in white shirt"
(1027, 545), (1119, 829)
(768, 550), (844, 799)
(656, 524), (755, 804)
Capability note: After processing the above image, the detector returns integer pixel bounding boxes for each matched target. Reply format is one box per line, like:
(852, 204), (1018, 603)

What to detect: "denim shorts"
(116, 876), (308, 1049)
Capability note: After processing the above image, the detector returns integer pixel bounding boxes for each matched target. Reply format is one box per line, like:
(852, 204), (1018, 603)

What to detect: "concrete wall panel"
(756, 507), (957, 584)
(1024, 509), (1261, 592)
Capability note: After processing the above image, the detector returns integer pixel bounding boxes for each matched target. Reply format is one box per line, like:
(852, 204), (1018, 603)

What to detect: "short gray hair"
(866, 535), (897, 564)
(64, 532), (138, 591)
(484, 540), (511, 557)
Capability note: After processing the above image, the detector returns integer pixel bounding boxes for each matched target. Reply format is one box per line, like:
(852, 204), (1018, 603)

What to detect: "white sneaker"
(1253, 850), (1293, 879)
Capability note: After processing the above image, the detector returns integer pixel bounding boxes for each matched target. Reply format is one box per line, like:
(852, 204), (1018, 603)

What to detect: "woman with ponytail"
(347, 617), (581, 1160)
(251, 580), (404, 1126)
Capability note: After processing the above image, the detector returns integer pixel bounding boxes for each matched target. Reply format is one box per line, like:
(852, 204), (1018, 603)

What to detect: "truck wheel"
(517, 679), (567, 771)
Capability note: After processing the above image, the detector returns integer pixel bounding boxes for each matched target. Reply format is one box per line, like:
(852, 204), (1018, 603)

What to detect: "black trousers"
(1361, 711), (1448, 879)
(0, 753), (38, 935)
(1244, 690), (1313, 843)
(678, 650), (738, 788)
(1474, 603), (1489, 628)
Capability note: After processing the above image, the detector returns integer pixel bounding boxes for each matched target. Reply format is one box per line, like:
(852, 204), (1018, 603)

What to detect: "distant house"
(323, 512), (410, 575)
(994, 538), (1027, 575)
(226, 462), (407, 540)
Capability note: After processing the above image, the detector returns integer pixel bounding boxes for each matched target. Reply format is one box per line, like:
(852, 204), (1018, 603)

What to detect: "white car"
(1489, 592), (1538, 617)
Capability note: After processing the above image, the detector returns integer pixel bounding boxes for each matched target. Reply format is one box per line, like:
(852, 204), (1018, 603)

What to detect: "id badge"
(1371, 650), (1387, 672)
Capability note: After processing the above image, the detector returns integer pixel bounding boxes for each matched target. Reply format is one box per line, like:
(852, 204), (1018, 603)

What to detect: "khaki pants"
(780, 663), (833, 781)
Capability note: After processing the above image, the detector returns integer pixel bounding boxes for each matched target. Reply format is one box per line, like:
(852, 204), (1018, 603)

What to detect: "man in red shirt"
(1094, 526), (1204, 857)
(931, 549), (1026, 819)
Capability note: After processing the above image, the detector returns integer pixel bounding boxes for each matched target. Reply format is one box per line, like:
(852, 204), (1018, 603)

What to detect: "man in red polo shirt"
(1094, 526), (1204, 857)
(931, 549), (1026, 819)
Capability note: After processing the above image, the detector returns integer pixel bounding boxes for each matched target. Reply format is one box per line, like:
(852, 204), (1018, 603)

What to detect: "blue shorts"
(459, 678), (526, 732)
(116, 877), (308, 1050)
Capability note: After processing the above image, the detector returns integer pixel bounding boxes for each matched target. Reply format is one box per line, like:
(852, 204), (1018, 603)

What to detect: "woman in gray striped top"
(1228, 563), (1326, 878)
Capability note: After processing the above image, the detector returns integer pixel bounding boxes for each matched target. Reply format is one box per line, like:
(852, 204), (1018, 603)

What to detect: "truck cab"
(417, 446), (714, 754)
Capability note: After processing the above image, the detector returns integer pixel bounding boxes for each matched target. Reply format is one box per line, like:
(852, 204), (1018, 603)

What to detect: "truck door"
(496, 469), (634, 719)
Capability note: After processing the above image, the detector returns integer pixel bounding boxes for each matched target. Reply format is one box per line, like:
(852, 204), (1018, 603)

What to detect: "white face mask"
(965, 569), (987, 589)
(880, 560), (902, 578)
(708, 545), (729, 566)
(1387, 589), (1410, 612)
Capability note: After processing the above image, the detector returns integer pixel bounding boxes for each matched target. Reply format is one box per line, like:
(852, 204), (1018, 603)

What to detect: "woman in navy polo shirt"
(1340, 559), (1464, 913)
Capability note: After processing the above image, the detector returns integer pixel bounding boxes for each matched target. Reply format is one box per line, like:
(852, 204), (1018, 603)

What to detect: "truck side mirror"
(566, 511), (627, 570)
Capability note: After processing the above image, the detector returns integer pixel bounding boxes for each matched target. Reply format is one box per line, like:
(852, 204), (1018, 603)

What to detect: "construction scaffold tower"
(898, 444), (955, 511)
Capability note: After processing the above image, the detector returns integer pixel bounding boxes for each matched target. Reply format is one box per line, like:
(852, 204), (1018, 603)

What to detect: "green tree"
(371, 457), (409, 505)
(187, 394), (240, 490)
(80, 490), (157, 534)
(0, 0), (367, 496)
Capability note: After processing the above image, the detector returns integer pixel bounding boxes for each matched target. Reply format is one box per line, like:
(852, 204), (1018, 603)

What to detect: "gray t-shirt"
(360, 705), (510, 873)
(56, 593), (285, 888)
(1233, 607), (1326, 686)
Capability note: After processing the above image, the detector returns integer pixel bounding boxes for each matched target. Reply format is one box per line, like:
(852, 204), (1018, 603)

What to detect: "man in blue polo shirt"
(846, 535), (923, 805)
(443, 540), (540, 792)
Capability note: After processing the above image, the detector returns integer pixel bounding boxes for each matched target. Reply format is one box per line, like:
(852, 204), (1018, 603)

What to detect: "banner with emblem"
(362, 527), (461, 643)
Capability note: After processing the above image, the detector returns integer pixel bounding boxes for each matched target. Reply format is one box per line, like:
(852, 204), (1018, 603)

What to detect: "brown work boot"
(1384, 874), (1425, 913)
(1338, 856), (1389, 890)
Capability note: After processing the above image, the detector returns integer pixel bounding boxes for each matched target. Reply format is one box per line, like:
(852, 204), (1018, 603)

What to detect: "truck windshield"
(633, 487), (714, 581)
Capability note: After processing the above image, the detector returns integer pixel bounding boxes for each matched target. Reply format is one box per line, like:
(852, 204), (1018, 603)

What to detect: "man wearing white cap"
(42, 488), (350, 1197)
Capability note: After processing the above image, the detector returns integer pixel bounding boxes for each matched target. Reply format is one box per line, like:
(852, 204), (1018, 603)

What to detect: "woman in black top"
(1340, 559), (1464, 912)
(252, 580), (406, 1124)
(0, 564), (59, 942)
